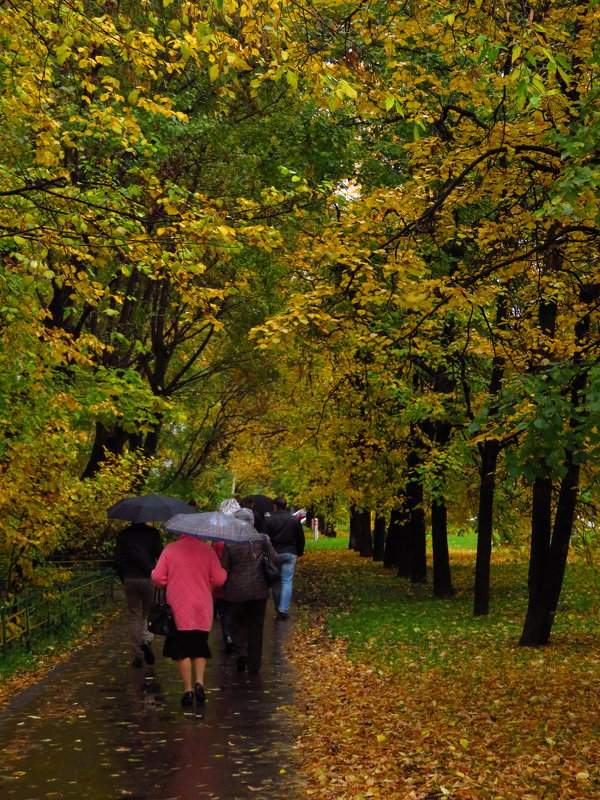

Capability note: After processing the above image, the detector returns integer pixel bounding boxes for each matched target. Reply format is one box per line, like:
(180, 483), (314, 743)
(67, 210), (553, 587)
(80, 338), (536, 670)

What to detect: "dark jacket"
(113, 523), (163, 581)
(264, 510), (305, 557)
(251, 508), (265, 533)
(220, 534), (278, 602)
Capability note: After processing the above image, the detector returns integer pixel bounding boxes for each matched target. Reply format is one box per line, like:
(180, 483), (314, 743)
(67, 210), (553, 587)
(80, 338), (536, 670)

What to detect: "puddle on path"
(0, 599), (303, 800)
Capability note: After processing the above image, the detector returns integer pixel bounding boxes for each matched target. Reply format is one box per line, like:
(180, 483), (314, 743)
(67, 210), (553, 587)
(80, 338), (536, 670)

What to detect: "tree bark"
(358, 508), (373, 558)
(518, 241), (587, 645)
(394, 511), (413, 577)
(431, 500), (454, 597)
(518, 461), (582, 646)
(349, 505), (360, 551)
(406, 447), (427, 583)
(473, 439), (501, 615)
(384, 507), (404, 568)
(372, 514), (386, 561)
(519, 362), (587, 645)
(82, 421), (131, 478)
(472, 294), (506, 615)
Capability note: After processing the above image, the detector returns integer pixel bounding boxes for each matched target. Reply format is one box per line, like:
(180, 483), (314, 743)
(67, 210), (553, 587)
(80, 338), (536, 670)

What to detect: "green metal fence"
(0, 570), (116, 656)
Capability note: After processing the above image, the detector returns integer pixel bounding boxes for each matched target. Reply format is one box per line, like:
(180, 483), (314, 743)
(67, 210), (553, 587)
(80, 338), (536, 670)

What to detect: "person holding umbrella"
(151, 525), (228, 707)
(219, 508), (279, 674)
(110, 494), (194, 668)
(242, 494), (274, 533)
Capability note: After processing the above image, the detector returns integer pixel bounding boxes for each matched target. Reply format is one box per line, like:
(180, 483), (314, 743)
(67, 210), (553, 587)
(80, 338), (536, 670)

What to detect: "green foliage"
(296, 547), (600, 674)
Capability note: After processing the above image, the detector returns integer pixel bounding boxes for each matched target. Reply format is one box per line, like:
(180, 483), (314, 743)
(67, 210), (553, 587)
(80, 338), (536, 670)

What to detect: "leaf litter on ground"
(288, 547), (599, 800)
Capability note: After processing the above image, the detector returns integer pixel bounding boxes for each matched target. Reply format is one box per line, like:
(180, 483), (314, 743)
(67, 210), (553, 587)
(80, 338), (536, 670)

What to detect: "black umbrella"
(107, 494), (196, 524)
(247, 494), (275, 514)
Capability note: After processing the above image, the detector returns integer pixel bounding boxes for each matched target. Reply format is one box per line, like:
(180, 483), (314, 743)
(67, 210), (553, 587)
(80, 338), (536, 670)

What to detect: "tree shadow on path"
(0, 596), (303, 800)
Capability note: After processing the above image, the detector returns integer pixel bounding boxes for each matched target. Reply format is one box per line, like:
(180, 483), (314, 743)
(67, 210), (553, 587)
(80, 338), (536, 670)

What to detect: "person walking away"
(241, 496), (265, 533)
(219, 508), (279, 674)
(212, 540), (234, 653)
(114, 522), (163, 668)
(151, 535), (227, 706)
(263, 496), (305, 620)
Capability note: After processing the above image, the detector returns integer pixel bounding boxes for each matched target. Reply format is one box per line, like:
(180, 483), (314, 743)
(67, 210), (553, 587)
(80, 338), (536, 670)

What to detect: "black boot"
(181, 691), (194, 707)
(194, 683), (206, 703)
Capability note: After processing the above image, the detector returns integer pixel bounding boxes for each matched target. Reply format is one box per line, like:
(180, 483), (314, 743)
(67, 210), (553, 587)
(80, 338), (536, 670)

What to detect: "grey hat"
(234, 508), (254, 524)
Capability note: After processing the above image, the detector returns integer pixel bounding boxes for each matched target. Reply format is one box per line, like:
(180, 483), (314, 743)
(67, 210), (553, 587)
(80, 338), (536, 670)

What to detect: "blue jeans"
(272, 553), (297, 614)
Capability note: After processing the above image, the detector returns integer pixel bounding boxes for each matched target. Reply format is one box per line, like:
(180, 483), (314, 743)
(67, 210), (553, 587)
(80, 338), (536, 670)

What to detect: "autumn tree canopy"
(1, 0), (598, 643)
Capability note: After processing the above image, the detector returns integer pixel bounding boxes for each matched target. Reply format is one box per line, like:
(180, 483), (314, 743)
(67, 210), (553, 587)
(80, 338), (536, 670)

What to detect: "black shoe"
(277, 611), (289, 620)
(224, 637), (234, 654)
(141, 643), (155, 665)
(236, 656), (247, 672)
(194, 683), (206, 703)
(181, 691), (194, 707)
(131, 656), (143, 668)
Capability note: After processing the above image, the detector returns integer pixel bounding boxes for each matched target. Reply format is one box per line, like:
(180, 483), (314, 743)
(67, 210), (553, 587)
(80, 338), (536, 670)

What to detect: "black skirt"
(162, 630), (212, 660)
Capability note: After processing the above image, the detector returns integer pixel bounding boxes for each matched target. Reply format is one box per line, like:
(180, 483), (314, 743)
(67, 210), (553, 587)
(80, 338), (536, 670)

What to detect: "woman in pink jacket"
(152, 535), (227, 707)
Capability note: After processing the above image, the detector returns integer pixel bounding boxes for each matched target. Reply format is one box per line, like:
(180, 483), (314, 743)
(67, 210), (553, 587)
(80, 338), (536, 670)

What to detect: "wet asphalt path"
(0, 595), (302, 800)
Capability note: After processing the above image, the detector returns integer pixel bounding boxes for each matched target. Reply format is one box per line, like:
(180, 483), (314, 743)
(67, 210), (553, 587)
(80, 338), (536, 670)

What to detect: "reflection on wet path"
(0, 596), (302, 799)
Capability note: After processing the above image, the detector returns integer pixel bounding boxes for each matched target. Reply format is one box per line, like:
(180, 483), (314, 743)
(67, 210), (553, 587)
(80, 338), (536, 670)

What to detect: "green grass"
(304, 533), (350, 552)
(296, 542), (600, 675)
(305, 532), (479, 552)
(447, 531), (478, 550)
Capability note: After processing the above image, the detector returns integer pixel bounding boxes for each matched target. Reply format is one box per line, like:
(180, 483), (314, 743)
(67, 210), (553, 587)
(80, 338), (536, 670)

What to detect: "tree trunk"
(519, 475), (553, 641)
(518, 247), (588, 645)
(372, 514), (386, 561)
(473, 439), (501, 616)
(431, 500), (454, 597)
(406, 448), (427, 583)
(472, 298), (505, 616)
(141, 418), (163, 457)
(349, 505), (360, 551)
(384, 508), (404, 568)
(82, 421), (131, 478)
(519, 461), (580, 645)
(519, 353), (588, 645)
(358, 508), (373, 558)
(542, 456), (580, 635)
(395, 511), (413, 578)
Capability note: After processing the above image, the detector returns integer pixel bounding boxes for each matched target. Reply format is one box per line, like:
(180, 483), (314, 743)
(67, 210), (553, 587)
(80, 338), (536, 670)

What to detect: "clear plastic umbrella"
(164, 511), (264, 543)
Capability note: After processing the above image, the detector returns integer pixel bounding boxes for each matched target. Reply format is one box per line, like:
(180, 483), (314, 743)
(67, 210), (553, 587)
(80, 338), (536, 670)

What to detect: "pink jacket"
(151, 536), (227, 632)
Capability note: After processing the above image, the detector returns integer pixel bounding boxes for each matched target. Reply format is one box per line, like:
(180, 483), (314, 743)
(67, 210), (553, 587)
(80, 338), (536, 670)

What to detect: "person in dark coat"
(263, 496), (305, 620)
(219, 508), (279, 673)
(241, 496), (265, 533)
(114, 522), (163, 667)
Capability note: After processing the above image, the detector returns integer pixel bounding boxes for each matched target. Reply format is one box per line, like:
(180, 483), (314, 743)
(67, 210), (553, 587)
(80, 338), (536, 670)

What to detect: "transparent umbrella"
(164, 511), (264, 543)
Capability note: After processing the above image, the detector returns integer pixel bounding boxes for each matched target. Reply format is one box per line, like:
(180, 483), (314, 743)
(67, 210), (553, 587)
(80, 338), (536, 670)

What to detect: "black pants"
(230, 598), (268, 672)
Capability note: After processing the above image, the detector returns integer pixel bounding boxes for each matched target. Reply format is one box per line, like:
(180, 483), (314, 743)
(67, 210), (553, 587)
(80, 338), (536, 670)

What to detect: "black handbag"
(262, 550), (281, 586)
(148, 588), (176, 636)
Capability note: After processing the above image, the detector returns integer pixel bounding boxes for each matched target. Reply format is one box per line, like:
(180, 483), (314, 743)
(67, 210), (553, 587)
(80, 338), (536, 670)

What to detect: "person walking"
(263, 496), (305, 620)
(151, 535), (227, 707)
(212, 540), (234, 654)
(240, 496), (265, 533)
(113, 522), (163, 668)
(219, 508), (279, 674)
